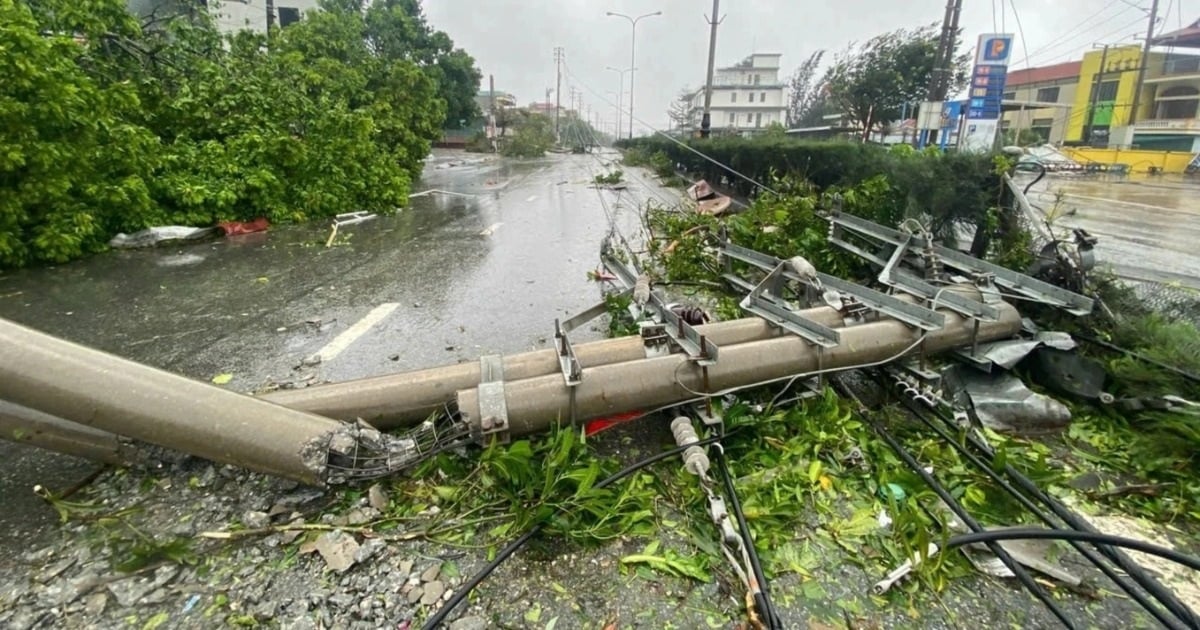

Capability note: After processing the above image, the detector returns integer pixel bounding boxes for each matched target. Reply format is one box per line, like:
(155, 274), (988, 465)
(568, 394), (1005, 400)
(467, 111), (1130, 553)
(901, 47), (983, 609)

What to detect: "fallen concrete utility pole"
(458, 300), (1023, 439)
(0, 303), (907, 469)
(0, 400), (151, 467)
(0, 317), (437, 486)
(261, 304), (870, 429)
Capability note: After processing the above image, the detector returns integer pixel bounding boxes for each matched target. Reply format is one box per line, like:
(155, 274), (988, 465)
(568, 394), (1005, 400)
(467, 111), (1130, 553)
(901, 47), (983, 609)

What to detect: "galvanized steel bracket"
(478, 354), (510, 443)
(553, 319), (583, 386)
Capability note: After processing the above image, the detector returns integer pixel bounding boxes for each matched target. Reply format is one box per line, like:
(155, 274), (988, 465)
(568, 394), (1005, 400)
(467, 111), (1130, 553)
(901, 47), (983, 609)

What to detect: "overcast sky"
(422, 0), (1199, 134)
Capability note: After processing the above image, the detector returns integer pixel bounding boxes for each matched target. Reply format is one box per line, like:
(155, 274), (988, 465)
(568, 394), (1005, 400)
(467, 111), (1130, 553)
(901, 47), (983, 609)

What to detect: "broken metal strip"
(719, 241), (945, 332)
(740, 267), (841, 348)
(878, 233), (913, 286)
(560, 293), (627, 334)
(602, 250), (719, 364)
(830, 212), (1093, 315)
(553, 319), (583, 386)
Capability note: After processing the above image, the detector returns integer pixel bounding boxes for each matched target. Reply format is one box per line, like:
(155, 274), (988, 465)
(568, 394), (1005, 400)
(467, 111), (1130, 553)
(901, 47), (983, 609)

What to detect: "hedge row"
(616, 136), (1002, 235)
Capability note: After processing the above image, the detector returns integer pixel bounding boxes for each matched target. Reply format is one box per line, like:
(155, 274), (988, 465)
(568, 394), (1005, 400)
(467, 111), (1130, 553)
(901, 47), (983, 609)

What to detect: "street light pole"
(607, 10), (661, 139)
(606, 65), (634, 137)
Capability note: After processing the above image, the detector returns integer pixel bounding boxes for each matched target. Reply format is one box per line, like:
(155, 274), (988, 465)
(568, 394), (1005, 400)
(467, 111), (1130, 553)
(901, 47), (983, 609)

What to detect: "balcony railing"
(1134, 118), (1200, 131)
(1162, 57), (1200, 75)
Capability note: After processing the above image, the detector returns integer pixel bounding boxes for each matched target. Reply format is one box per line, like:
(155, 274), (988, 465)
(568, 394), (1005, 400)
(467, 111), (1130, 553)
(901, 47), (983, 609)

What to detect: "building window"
(278, 6), (301, 27)
(728, 112), (735, 124)
(746, 75), (752, 85)
(760, 92), (766, 102)
(748, 92), (755, 103)
(730, 92), (737, 103)
(755, 113), (762, 127)
(1036, 87), (1060, 103)
(746, 113), (753, 123)
(1003, 91), (1016, 101)
(754, 74), (761, 85)
(1094, 80), (1119, 102)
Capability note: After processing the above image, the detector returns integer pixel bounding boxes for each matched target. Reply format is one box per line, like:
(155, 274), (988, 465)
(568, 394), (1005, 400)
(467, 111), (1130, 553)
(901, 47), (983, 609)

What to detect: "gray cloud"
(423, 0), (1197, 133)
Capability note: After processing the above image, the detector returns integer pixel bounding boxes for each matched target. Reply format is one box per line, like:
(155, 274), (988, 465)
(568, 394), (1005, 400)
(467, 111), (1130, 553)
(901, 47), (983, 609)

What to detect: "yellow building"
(1064, 21), (1200, 152)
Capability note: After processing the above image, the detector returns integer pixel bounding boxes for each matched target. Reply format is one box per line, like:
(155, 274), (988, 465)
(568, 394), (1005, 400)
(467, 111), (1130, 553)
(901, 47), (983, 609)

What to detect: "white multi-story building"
(681, 53), (787, 135)
(127, 0), (320, 35)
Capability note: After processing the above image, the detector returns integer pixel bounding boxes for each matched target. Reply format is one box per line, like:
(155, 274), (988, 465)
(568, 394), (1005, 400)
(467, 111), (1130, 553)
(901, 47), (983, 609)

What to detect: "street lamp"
(606, 10), (661, 139)
(605, 66), (634, 139)
(606, 89), (623, 138)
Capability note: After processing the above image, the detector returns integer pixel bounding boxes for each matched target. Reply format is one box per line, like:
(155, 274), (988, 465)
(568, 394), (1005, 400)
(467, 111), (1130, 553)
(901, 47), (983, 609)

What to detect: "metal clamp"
(553, 319), (583, 386)
(477, 354), (509, 443)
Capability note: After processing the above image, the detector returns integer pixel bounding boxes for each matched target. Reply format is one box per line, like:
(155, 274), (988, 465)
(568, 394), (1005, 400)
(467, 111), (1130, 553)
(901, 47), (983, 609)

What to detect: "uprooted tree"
(0, 0), (480, 269)
(823, 24), (969, 137)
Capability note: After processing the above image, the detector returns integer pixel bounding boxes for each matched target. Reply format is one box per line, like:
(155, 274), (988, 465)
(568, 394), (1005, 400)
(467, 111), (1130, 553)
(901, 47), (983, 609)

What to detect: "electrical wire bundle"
(871, 368), (1200, 630)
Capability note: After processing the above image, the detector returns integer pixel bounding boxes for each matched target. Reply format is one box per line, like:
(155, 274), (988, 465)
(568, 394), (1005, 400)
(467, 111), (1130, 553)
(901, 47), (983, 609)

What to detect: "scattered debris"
(479, 222), (503, 236)
(313, 530), (361, 573)
(944, 366), (1072, 433)
(109, 226), (216, 249)
(218, 217), (270, 236)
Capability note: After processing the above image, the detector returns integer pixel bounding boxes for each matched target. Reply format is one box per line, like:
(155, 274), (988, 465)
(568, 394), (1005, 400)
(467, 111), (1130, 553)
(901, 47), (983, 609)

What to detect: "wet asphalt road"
(1022, 173), (1200, 289)
(0, 149), (669, 555)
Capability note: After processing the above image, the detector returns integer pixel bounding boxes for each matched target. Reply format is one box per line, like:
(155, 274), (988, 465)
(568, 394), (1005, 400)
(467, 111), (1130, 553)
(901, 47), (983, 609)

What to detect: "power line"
(1014, 1), (1134, 67)
(1021, 14), (1147, 68)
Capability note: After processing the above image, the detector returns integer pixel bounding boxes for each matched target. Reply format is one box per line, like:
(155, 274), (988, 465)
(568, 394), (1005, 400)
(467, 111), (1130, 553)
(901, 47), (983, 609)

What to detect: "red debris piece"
(217, 217), (270, 236)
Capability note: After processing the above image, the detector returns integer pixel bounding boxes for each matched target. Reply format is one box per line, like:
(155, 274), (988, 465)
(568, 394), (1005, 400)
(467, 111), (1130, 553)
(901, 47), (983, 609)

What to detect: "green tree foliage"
(364, 0), (482, 128)
(785, 50), (827, 128)
(501, 111), (554, 158)
(824, 24), (969, 135)
(0, 0), (475, 269)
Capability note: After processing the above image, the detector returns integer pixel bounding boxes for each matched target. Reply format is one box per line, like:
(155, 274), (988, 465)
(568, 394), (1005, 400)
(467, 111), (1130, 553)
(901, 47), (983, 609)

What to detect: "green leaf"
(141, 612), (169, 630)
(211, 373), (233, 385)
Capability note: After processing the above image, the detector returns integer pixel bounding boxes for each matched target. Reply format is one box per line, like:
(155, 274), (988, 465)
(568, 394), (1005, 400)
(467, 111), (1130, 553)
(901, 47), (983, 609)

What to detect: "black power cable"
(420, 433), (731, 630)
(869, 418), (1079, 629)
(892, 391), (1189, 630)
(712, 435), (784, 630)
(946, 529), (1200, 573)
(914, 396), (1200, 629)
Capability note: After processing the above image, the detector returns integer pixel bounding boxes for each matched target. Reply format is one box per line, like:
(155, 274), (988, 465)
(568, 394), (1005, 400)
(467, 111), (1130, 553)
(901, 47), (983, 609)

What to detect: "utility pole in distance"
(1085, 44), (1111, 146)
(554, 47), (564, 144)
(1128, 0), (1160, 126)
(925, 0), (962, 145)
(700, 0), (721, 138)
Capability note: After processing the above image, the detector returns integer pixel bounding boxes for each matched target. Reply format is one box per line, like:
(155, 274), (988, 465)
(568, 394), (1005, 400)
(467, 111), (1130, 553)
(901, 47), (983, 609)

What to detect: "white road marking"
(480, 222), (503, 236)
(315, 303), (399, 362)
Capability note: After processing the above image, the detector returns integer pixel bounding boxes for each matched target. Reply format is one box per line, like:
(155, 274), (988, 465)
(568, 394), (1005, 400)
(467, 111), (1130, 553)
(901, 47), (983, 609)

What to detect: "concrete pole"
(458, 300), (1022, 438)
(0, 317), (358, 486)
(554, 47), (564, 144)
(2, 304), (885, 469)
(265, 304), (865, 428)
(700, 0), (720, 138)
(0, 400), (149, 466)
(1128, 0), (1160, 127)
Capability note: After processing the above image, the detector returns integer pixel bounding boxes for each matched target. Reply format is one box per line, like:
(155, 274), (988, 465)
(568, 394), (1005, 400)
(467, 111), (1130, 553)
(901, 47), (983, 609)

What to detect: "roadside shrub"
(616, 136), (999, 232)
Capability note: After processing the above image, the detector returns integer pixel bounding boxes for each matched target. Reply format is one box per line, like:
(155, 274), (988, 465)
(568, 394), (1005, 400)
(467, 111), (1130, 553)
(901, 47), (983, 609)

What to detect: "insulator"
(670, 416), (710, 477)
(670, 305), (710, 326)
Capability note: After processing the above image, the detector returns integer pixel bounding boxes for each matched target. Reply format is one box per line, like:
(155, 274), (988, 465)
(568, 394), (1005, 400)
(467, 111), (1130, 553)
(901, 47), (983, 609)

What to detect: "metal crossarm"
(830, 212), (1094, 316)
(740, 265), (841, 348)
(601, 249), (719, 364)
(719, 240), (946, 332)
